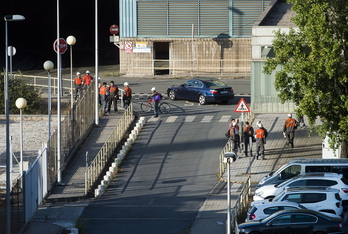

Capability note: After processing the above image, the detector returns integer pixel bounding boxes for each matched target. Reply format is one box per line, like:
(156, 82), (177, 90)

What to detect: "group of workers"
(73, 70), (93, 100)
(228, 113), (299, 160)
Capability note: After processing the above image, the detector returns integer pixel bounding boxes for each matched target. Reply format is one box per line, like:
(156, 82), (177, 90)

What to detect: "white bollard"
(99, 184), (105, 192)
(101, 180), (106, 186)
(109, 167), (115, 173)
(127, 138), (133, 144)
(107, 171), (112, 177)
(103, 175), (110, 183)
(136, 122), (141, 129)
(95, 189), (101, 197)
(112, 162), (117, 168)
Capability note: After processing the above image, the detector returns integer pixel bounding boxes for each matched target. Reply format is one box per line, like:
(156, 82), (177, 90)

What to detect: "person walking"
(83, 70), (93, 90)
(122, 82), (132, 109)
(243, 121), (254, 157)
(228, 120), (239, 156)
(108, 81), (119, 113)
(99, 82), (108, 114)
(283, 113), (297, 148)
(255, 123), (266, 160)
(150, 87), (163, 117)
(74, 72), (83, 100)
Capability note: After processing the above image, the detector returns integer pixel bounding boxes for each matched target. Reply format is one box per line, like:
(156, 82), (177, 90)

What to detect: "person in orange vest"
(74, 72), (83, 100)
(255, 123), (266, 160)
(243, 121), (254, 157)
(99, 82), (108, 114)
(83, 70), (93, 89)
(108, 81), (119, 113)
(283, 113), (298, 148)
(122, 82), (132, 109)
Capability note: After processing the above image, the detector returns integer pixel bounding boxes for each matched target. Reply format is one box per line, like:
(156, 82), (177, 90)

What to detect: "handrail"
(85, 103), (135, 193)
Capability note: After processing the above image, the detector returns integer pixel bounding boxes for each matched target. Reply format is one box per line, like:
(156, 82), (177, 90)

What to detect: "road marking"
(185, 116), (196, 122)
(148, 116), (160, 122)
(201, 116), (213, 122)
(165, 116), (178, 123)
(219, 115), (231, 122)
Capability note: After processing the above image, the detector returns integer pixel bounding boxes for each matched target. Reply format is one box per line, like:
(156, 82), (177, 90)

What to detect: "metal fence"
(85, 103), (134, 193)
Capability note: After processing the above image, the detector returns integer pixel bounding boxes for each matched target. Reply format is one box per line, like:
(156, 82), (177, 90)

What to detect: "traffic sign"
(53, 38), (67, 54)
(234, 98), (250, 112)
(109, 24), (119, 35)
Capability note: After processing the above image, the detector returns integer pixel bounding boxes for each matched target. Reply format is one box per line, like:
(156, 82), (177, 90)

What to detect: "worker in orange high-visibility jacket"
(122, 82), (132, 109)
(108, 81), (119, 113)
(255, 123), (266, 160)
(99, 82), (108, 114)
(74, 72), (83, 100)
(283, 113), (297, 148)
(83, 70), (93, 89)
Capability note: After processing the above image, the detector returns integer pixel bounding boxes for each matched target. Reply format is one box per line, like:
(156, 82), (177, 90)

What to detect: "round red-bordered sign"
(53, 38), (67, 54)
(109, 25), (119, 35)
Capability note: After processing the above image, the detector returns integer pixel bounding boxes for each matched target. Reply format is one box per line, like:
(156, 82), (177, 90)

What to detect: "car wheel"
(198, 95), (206, 105)
(169, 90), (176, 100)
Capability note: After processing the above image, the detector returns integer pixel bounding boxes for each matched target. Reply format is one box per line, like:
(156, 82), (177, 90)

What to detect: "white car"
(245, 201), (306, 222)
(253, 172), (348, 205)
(272, 187), (344, 216)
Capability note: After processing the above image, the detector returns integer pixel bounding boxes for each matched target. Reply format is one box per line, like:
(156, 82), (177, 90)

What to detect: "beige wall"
(119, 38), (251, 77)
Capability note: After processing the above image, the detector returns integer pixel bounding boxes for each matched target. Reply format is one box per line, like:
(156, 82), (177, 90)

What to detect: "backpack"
(153, 93), (162, 101)
(263, 127), (268, 138)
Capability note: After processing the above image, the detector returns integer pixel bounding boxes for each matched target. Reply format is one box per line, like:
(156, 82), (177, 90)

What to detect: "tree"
(0, 76), (43, 114)
(263, 0), (348, 156)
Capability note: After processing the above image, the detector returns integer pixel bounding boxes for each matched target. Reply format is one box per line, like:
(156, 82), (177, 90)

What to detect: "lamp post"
(95, 0), (100, 125)
(4, 14), (25, 234)
(66, 35), (76, 111)
(44, 61), (54, 145)
(8, 46), (16, 79)
(15, 98), (27, 179)
(224, 152), (236, 234)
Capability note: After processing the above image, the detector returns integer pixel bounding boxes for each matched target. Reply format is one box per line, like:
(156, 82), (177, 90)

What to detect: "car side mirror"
(266, 222), (272, 226)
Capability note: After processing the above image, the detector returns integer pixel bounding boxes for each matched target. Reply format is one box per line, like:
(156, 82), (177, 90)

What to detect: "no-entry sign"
(109, 25), (119, 35)
(53, 38), (67, 54)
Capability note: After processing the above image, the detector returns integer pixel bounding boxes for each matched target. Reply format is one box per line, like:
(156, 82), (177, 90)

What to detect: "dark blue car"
(167, 78), (234, 105)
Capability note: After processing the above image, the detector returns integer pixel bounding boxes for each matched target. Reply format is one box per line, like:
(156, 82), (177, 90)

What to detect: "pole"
(48, 70), (51, 147)
(70, 44), (73, 111)
(20, 108), (23, 178)
(5, 19), (11, 234)
(226, 159), (231, 234)
(57, 0), (62, 183)
(95, 0), (99, 125)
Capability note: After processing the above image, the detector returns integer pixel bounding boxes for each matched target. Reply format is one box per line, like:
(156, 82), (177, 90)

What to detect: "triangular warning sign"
(234, 98), (250, 112)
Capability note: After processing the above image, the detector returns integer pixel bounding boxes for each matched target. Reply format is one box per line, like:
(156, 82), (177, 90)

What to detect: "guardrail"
(85, 103), (135, 193)
(232, 176), (252, 233)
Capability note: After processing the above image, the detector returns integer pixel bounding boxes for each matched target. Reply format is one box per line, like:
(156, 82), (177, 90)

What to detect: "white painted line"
(185, 116), (196, 122)
(148, 116), (160, 122)
(165, 116), (178, 123)
(219, 115), (231, 122)
(201, 116), (213, 122)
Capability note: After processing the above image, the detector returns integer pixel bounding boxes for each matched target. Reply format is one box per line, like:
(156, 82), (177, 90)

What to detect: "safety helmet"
(258, 123), (263, 128)
(86, 70), (90, 74)
(76, 72), (80, 75)
(288, 114), (292, 117)
(124, 82), (129, 86)
(151, 87), (156, 91)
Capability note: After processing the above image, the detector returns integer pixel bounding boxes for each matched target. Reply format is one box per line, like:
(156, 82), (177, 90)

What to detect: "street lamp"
(44, 60), (54, 145)
(4, 14), (25, 234)
(15, 98), (27, 179)
(66, 35), (76, 110)
(224, 152), (236, 234)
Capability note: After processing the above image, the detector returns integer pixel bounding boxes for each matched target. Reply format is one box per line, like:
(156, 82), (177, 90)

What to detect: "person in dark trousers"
(123, 82), (132, 109)
(255, 123), (266, 160)
(228, 121), (239, 157)
(108, 81), (119, 113)
(74, 72), (83, 100)
(283, 114), (297, 148)
(150, 87), (162, 117)
(243, 121), (254, 157)
(99, 82), (108, 114)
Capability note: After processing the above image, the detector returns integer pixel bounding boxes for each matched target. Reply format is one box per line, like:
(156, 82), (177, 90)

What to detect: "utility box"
(322, 135), (341, 158)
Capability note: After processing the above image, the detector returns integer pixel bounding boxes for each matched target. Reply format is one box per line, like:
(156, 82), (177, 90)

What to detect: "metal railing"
(85, 103), (135, 193)
(231, 176), (252, 233)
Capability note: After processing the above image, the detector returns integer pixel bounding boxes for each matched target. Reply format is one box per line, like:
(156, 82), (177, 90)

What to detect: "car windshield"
(275, 178), (296, 188)
(204, 80), (227, 88)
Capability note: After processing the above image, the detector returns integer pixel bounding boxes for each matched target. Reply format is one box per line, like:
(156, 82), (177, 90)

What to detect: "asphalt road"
(78, 91), (245, 233)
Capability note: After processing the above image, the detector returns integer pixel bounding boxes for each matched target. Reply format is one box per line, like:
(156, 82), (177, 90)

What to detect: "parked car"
(166, 78), (234, 105)
(238, 209), (343, 234)
(270, 187), (344, 216)
(245, 201), (306, 222)
(253, 172), (348, 205)
(257, 158), (348, 188)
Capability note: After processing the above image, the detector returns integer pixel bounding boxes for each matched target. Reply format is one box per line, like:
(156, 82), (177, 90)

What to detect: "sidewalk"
(20, 113), (323, 234)
(189, 113), (322, 234)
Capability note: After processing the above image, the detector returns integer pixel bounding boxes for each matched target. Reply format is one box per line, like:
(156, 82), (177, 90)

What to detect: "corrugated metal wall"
(121, 0), (271, 38)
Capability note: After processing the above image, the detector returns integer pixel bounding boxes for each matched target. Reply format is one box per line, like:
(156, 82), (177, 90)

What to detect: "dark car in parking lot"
(167, 78), (234, 105)
(238, 209), (343, 234)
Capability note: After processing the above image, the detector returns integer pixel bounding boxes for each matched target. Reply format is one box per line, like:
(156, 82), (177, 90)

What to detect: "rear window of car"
(341, 177), (348, 185)
(204, 80), (227, 88)
(292, 214), (317, 223)
(282, 194), (302, 203)
(306, 179), (337, 186)
(248, 206), (257, 214)
(264, 207), (281, 214)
